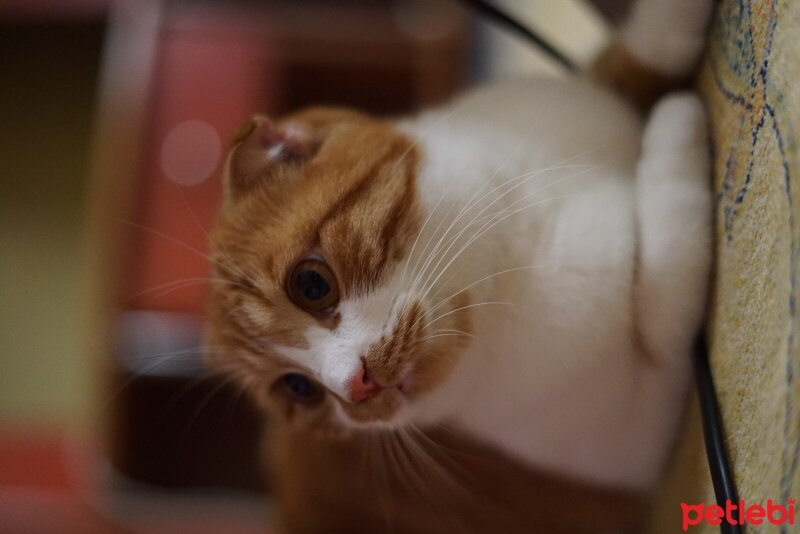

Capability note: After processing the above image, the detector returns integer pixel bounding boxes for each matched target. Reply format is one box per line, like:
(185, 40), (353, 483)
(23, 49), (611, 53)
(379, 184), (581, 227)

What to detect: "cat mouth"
(351, 363), (415, 403)
(379, 362), (417, 397)
(396, 365), (416, 394)
(333, 364), (416, 428)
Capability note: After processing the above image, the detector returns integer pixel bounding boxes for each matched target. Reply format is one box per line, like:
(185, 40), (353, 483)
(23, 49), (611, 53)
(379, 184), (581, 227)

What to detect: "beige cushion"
(648, 1), (800, 531)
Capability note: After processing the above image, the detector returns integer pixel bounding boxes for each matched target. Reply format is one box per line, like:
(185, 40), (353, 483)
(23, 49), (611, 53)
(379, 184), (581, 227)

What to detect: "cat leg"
(621, 0), (715, 77)
(634, 92), (712, 363)
(592, 0), (714, 109)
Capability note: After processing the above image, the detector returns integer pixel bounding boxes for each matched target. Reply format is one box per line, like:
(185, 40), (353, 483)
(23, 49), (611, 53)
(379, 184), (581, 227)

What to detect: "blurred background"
(0, 0), (620, 531)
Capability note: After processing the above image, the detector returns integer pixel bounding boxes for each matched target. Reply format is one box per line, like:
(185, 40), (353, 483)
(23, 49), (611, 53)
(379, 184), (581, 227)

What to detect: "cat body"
(398, 78), (706, 489)
(205, 0), (714, 530)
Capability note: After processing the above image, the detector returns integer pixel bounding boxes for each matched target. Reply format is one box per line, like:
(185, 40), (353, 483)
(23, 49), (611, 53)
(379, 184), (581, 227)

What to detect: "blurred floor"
(0, 426), (271, 534)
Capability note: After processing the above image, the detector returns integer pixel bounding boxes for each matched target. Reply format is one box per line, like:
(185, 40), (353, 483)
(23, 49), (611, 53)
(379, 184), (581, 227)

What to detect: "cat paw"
(642, 92), (709, 157)
(635, 91), (712, 363)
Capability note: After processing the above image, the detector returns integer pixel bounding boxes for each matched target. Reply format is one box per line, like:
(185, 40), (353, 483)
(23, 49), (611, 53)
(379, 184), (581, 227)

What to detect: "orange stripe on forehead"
(312, 128), (412, 228)
(314, 150), (396, 235)
(210, 112), (422, 312)
(375, 150), (420, 270)
(308, 128), (421, 296)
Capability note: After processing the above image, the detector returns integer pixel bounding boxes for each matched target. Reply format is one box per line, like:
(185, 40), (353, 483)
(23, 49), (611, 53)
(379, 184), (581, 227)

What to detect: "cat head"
(206, 108), (472, 435)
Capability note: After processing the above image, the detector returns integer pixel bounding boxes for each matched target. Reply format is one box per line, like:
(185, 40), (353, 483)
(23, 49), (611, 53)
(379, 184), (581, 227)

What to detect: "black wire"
(694, 336), (742, 534)
(460, 4), (737, 532)
(457, 0), (577, 72)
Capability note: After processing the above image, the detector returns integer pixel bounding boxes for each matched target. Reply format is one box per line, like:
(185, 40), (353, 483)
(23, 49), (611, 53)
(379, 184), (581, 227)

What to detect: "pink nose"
(348, 366), (382, 403)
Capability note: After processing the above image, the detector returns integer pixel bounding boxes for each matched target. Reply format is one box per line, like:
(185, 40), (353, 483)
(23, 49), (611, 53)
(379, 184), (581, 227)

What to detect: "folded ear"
(224, 115), (313, 199)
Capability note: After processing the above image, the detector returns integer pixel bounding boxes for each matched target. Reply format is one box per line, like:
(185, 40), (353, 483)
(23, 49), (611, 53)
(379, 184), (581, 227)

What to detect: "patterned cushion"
(647, 1), (800, 531)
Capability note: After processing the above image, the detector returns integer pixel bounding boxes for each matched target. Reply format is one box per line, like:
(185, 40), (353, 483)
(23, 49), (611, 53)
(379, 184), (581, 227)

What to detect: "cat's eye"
(280, 373), (321, 404)
(287, 259), (339, 313)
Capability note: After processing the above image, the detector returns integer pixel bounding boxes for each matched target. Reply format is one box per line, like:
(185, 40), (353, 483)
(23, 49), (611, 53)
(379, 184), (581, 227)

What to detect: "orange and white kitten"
(207, 0), (712, 501)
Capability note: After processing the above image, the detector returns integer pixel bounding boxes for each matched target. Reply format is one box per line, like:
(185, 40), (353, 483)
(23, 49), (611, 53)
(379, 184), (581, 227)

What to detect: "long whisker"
(425, 264), (544, 319)
(416, 187), (584, 312)
(383, 431), (424, 505)
(409, 151), (598, 302)
(410, 191), (580, 331)
(119, 344), (217, 362)
(406, 164), (568, 300)
(402, 194), (461, 314)
(414, 146), (599, 291)
(426, 301), (516, 328)
(400, 187), (450, 289)
(416, 166), (597, 306)
(393, 430), (447, 509)
(164, 372), (217, 413)
(399, 152), (556, 315)
(391, 99), (472, 173)
(371, 432), (395, 533)
(404, 425), (485, 499)
(400, 147), (600, 322)
(358, 429), (370, 494)
(414, 332), (473, 343)
(116, 218), (218, 267)
(129, 276), (251, 301)
(179, 374), (237, 443)
(405, 425), (509, 524)
(116, 218), (257, 286)
(426, 328), (475, 338)
(177, 188), (253, 284)
(407, 424), (484, 465)
(107, 345), (214, 405)
(396, 102), (484, 294)
(409, 326), (477, 344)
(396, 427), (474, 517)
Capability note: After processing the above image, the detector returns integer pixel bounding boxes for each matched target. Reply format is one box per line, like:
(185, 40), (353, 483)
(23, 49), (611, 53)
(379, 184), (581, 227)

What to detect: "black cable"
(460, 4), (736, 532)
(694, 336), (742, 534)
(457, 0), (577, 72)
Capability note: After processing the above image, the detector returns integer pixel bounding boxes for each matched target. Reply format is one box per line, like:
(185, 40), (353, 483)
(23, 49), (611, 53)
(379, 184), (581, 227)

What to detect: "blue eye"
(282, 373), (320, 403)
(287, 259), (339, 313)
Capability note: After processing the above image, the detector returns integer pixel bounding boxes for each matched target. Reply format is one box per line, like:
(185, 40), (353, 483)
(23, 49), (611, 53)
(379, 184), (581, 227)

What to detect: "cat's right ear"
(223, 115), (313, 200)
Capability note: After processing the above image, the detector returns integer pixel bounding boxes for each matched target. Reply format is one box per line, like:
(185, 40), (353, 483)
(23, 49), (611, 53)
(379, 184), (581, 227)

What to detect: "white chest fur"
(398, 79), (710, 490)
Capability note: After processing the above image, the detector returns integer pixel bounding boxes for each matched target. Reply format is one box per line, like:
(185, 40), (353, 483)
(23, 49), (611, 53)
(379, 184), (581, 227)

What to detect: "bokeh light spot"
(161, 119), (221, 186)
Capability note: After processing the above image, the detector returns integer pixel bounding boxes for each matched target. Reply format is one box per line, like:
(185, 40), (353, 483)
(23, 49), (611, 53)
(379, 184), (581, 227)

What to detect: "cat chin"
(328, 392), (414, 432)
(337, 418), (407, 433)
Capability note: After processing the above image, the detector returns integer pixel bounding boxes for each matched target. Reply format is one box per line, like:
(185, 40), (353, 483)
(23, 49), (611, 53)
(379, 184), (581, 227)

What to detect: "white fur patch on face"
(273, 281), (405, 401)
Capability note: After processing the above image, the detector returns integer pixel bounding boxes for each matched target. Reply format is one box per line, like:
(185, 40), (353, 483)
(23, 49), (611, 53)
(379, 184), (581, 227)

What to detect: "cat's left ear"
(223, 115), (314, 199)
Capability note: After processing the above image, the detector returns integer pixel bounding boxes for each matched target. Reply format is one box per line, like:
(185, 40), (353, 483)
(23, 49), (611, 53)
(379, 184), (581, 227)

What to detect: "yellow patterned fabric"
(647, 1), (800, 532)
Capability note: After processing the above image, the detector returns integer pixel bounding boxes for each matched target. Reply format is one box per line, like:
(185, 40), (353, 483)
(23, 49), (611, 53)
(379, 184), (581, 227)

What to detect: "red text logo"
(681, 499), (796, 531)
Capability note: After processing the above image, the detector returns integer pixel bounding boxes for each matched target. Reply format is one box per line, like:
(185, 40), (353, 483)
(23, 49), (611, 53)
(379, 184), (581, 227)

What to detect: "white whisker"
(416, 164), (599, 306)
(426, 300), (516, 328)
(425, 264), (544, 319)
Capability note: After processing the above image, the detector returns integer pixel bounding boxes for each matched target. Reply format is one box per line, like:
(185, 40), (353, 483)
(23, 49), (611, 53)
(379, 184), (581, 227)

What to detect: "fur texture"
(205, 0), (714, 529)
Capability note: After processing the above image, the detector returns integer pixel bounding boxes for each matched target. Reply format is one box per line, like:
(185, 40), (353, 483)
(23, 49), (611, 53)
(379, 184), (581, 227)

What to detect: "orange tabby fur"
(592, 40), (690, 111)
(268, 425), (647, 534)
(204, 32), (700, 534)
(206, 107), (471, 430)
